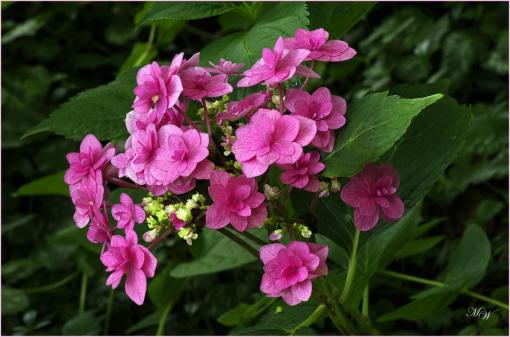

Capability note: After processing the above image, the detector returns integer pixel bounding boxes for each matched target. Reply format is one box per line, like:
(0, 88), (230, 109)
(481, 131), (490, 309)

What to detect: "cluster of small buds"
(178, 226), (199, 246)
(220, 124), (236, 156)
(295, 223), (312, 239)
(318, 178), (341, 198)
(197, 95), (230, 117)
(223, 160), (243, 175)
(271, 93), (281, 109)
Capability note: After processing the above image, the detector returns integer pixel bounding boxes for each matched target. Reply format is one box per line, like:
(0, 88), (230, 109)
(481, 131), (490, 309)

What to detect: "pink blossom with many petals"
(216, 91), (270, 125)
(340, 163), (404, 231)
(259, 241), (328, 306)
(126, 100), (187, 133)
(132, 56), (183, 117)
(232, 109), (316, 177)
(206, 170), (267, 232)
(181, 67), (233, 100)
(286, 87), (346, 152)
(284, 28), (356, 62)
(87, 211), (112, 244)
(279, 151), (325, 192)
(112, 193), (146, 231)
(64, 134), (115, 185)
(151, 125), (209, 185)
(207, 58), (244, 75)
(70, 175), (104, 228)
(237, 37), (310, 87)
(101, 231), (157, 305)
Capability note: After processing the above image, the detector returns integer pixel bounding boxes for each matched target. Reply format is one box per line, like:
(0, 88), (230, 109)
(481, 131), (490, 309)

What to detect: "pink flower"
(181, 67), (233, 100)
(132, 56), (183, 116)
(286, 87), (346, 152)
(169, 213), (186, 230)
(259, 241), (328, 306)
(206, 170), (267, 232)
(126, 101), (187, 134)
(112, 193), (146, 231)
(87, 211), (112, 244)
(64, 134), (115, 185)
(238, 37), (310, 87)
(340, 163), (405, 231)
(207, 58), (244, 75)
(283, 28), (356, 62)
(232, 109), (316, 177)
(70, 175), (104, 228)
(151, 125), (210, 185)
(100, 231), (157, 305)
(216, 91), (269, 125)
(279, 152), (325, 192)
(111, 124), (159, 186)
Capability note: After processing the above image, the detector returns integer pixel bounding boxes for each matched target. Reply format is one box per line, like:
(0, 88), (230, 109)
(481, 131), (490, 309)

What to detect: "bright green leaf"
(323, 92), (443, 177)
(140, 2), (239, 25)
(16, 171), (68, 197)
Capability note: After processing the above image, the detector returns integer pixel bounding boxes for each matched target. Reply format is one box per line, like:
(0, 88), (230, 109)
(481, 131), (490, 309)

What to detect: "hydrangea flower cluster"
(64, 28), (405, 307)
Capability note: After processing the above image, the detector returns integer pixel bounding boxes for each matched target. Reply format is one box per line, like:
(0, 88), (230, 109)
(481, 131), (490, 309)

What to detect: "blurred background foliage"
(2, 2), (508, 335)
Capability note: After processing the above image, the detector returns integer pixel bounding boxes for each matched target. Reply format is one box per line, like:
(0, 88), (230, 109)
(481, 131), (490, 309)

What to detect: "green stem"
(291, 304), (327, 333)
(21, 271), (79, 294)
(103, 289), (114, 335)
(340, 229), (360, 303)
(218, 228), (259, 258)
(79, 273), (88, 314)
(134, 25), (156, 67)
(156, 300), (173, 336)
(379, 269), (509, 311)
(362, 285), (369, 319)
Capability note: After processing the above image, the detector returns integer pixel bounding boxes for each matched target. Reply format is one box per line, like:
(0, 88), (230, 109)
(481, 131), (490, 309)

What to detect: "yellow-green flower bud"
(176, 207), (192, 223)
(147, 216), (158, 229)
(165, 204), (176, 214)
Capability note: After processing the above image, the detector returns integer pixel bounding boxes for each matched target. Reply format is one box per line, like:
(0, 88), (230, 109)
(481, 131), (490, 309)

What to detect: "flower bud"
(318, 181), (330, 198)
(330, 178), (341, 193)
(176, 207), (192, 223)
(143, 229), (159, 242)
(269, 229), (284, 241)
(264, 184), (281, 200)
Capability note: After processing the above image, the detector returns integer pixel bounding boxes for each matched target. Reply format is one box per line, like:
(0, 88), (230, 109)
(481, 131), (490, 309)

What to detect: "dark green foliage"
(2, 2), (508, 335)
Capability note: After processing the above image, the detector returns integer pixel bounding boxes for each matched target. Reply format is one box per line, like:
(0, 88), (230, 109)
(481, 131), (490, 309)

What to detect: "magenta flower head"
(100, 231), (157, 305)
(70, 175), (104, 228)
(87, 211), (111, 244)
(260, 241), (328, 306)
(238, 37), (310, 87)
(206, 170), (268, 232)
(340, 163), (405, 231)
(284, 28), (356, 62)
(181, 66), (233, 101)
(216, 91), (270, 125)
(232, 109), (317, 177)
(132, 55), (184, 116)
(64, 134), (115, 185)
(112, 193), (146, 231)
(207, 58), (244, 75)
(279, 151), (325, 192)
(286, 87), (346, 152)
(151, 124), (209, 185)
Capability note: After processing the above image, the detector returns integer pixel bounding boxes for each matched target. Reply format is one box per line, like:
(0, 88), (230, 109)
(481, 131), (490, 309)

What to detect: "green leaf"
(309, 2), (375, 39)
(170, 229), (258, 278)
(117, 42), (157, 76)
(201, 2), (309, 65)
(323, 92), (443, 177)
(62, 311), (100, 335)
(47, 226), (101, 254)
(218, 297), (275, 327)
(16, 171), (68, 197)
(230, 324), (287, 336)
(125, 311), (161, 334)
(2, 287), (29, 315)
(22, 68), (137, 141)
(140, 2), (239, 25)
(148, 264), (184, 310)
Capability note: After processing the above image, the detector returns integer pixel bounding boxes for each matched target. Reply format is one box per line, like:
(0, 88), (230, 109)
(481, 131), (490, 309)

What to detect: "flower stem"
(300, 61), (315, 90)
(107, 177), (146, 190)
(103, 288), (114, 335)
(156, 300), (173, 336)
(148, 227), (173, 250)
(239, 230), (266, 246)
(290, 304), (327, 333)
(278, 84), (285, 113)
(362, 285), (369, 319)
(174, 104), (199, 130)
(378, 269), (509, 311)
(134, 25), (156, 67)
(79, 273), (88, 314)
(340, 228), (360, 303)
(218, 228), (259, 258)
(21, 271), (79, 294)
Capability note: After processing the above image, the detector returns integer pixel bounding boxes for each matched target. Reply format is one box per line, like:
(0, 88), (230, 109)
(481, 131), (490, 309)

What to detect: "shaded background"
(2, 2), (508, 335)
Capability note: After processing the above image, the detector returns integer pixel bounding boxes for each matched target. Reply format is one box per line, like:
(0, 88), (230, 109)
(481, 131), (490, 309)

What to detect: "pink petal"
(241, 158), (269, 178)
(106, 269), (125, 289)
(260, 243), (286, 264)
(354, 207), (379, 231)
(205, 203), (230, 229)
(293, 115), (317, 146)
(125, 267), (147, 305)
(381, 195), (404, 221)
